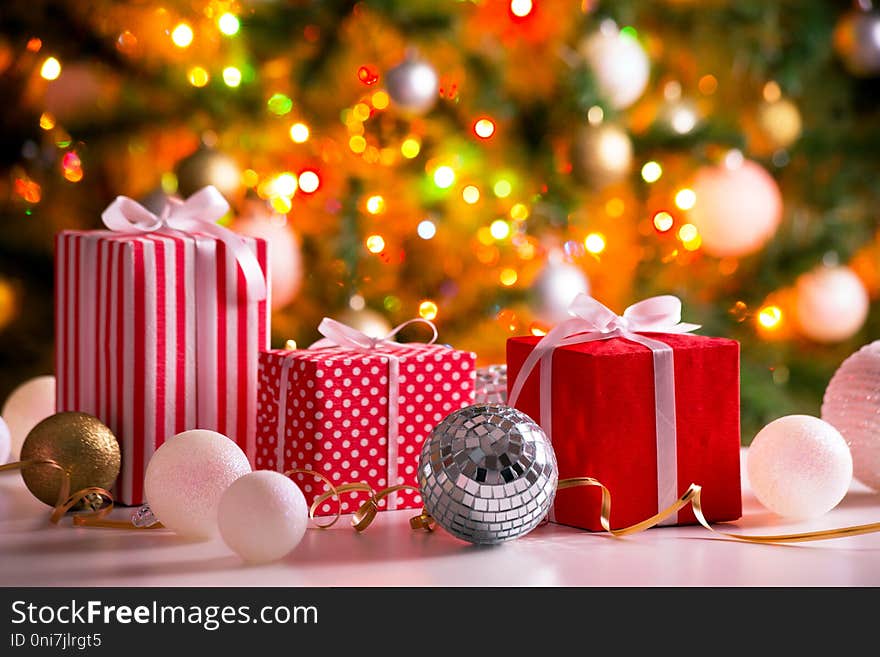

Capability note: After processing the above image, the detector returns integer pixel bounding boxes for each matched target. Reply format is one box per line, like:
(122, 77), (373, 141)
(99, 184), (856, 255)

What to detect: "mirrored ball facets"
(419, 404), (558, 545)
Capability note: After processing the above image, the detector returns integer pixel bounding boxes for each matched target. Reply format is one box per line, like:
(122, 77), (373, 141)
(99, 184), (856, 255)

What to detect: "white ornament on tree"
(581, 21), (650, 110)
(686, 158), (782, 257)
(795, 265), (869, 343)
(531, 256), (590, 325)
(232, 201), (303, 310)
(144, 429), (251, 539)
(1, 375), (56, 461)
(218, 470), (309, 563)
(822, 341), (880, 491)
(385, 56), (439, 115)
(747, 415), (852, 519)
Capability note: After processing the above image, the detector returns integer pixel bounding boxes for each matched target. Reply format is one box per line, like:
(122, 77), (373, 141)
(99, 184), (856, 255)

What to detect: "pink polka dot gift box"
(255, 318), (476, 515)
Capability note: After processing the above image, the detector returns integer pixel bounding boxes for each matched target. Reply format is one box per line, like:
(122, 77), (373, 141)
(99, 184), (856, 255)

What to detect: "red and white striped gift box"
(55, 230), (269, 505)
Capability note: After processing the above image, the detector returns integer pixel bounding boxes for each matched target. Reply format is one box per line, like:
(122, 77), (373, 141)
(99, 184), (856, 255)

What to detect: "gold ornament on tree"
(570, 123), (633, 188)
(175, 147), (242, 202)
(19, 412), (120, 506)
(757, 98), (802, 150)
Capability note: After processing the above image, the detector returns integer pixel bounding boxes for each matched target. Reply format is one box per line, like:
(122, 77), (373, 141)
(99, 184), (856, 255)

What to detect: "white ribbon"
(508, 293), (700, 523)
(101, 185), (267, 302)
(277, 317), (438, 511)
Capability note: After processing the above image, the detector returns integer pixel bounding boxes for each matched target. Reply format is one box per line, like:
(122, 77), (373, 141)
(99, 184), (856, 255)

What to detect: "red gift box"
(256, 334), (476, 516)
(506, 298), (741, 531)
(55, 188), (270, 505)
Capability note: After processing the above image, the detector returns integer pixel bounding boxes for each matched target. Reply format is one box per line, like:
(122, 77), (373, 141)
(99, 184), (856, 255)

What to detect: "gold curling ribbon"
(306, 477), (433, 532)
(0, 459), (157, 528)
(557, 477), (880, 543)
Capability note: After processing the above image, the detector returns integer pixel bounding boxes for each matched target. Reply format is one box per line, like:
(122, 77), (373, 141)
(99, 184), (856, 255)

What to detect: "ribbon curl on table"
(276, 316), (439, 511)
(101, 185), (267, 302)
(0, 459), (161, 529)
(508, 293), (700, 524)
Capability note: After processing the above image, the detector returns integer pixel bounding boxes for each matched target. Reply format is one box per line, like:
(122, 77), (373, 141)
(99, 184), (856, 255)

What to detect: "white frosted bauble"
(1, 375), (56, 461)
(747, 415), (852, 519)
(0, 416), (10, 464)
(795, 266), (869, 343)
(687, 159), (783, 257)
(144, 429), (251, 539)
(532, 260), (590, 324)
(233, 206), (303, 310)
(822, 341), (880, 490)
(582, 29), (650, 110)
(385, 59), (439, 115)
(218, 470), (309, 563)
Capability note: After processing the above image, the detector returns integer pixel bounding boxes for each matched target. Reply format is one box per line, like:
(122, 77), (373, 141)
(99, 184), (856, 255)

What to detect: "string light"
(222, 66), (242, 87)
(763, 81), (782, 103)
(510, 203), (529, 220)
(271, 196), (292, 214)
(357, 65), (379, 85)
(188, 66), (209, 87)
(510, 0), (533, 17)
(62, 151), (83, 182)
(418, 300), (438, 320)
(353, 103), (371, 121)
(274, 173), (298, 197)
(499, 268), (518, 286)
(267, 93), (293, 116)
(39, 112), (55, 130)
(289, 122), (310, 143)
(433, 166), (455, 189)
(653, 211), (674, 232)
(674, 188), (697, 210)
(366, 235), (385, 253)
(349, 135), (367, 153)
(401, 137), (420, 159)
(241, 169), (259, 188)
(462, 185), (480, 204)
(698, 74), (718, 95)
(171, 23), (194, 48)
(474, 118), (496, 139)
(26, 38), (42, 52)
(493, 179), (512, 198)
(678, 223), (702, 250)
(366, 195), (385, 214)
(298, 170), (320, 194)
(757, 305), (783, 330)
(490, 219), (511, 240)
(641, 161), (662, 183)
(40, 57), (61, 80)
(605, 197), (625, 217)
(587, 105), (604, 125)
(371, 91), (389, 109)
(417, 220), (436, 240)
(218, 13), (240, 36)
(584, 232), (606, 254)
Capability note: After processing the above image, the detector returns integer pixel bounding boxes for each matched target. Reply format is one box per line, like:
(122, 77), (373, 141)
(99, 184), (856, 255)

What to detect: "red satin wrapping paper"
(507, 333), (742, 531)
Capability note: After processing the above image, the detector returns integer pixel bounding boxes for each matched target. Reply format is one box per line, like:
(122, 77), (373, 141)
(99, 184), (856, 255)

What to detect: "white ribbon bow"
(309, 317), (439, 351)
(101, 186), (267, 301)
(508, 293), (700, 523)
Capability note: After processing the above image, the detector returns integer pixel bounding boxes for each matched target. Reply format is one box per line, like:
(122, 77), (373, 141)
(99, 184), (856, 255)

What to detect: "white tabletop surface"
(1, 449), (878, 587)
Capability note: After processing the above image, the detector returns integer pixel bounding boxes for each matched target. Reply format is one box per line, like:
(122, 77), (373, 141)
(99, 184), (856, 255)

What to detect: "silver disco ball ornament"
(419, 404), (557, 545)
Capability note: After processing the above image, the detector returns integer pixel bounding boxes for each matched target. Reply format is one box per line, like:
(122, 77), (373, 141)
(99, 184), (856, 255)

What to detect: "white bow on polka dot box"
(256, 343), (476, 516)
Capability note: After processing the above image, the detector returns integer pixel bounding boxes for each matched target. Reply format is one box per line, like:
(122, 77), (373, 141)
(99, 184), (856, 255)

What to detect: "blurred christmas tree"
(0, 0), (878, 441)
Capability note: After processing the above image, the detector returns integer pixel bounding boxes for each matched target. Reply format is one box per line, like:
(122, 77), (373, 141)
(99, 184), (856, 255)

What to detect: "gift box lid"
(508, 332), (738, 358)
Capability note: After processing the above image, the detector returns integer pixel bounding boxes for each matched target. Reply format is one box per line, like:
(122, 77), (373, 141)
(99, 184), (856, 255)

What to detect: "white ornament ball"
(822, 341), (880, 490)
(0, 416), (10, 464)
(747, 415), (852, 519)
(687, 159), (783, 257)
(532, 259), (590, 324)
(581, 27), (650, 110)
(385, 58), (438, 115)
(144, 429), (251, 539)
(795, 265), (869, 343)
(233, 203), (303, 310)
(218, 470), (309, 564)
(1, 375), (56, 461)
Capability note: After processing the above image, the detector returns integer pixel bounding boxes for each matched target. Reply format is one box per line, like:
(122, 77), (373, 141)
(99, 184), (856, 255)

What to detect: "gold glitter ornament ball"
(19, 412), (120, 506)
